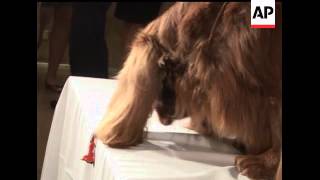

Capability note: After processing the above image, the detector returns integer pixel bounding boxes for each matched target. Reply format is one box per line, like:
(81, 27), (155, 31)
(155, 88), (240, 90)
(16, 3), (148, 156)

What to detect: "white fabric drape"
(41, 76), (249, 180)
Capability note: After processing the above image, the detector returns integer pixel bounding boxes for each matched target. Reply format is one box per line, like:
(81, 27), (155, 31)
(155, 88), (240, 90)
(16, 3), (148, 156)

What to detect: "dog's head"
(154, 56), (188, 125)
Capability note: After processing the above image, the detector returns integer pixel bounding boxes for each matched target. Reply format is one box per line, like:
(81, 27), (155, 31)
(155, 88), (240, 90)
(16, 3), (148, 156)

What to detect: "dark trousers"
(69, 3), (111, 78)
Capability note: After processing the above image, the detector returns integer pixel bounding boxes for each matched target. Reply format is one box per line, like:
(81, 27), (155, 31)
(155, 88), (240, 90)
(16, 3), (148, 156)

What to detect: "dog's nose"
(159, 117), (173, 125)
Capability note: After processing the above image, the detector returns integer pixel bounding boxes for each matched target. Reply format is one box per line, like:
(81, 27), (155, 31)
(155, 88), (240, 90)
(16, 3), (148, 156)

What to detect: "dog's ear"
(95, 3), (186, 147)
(95, 32), (164, 147)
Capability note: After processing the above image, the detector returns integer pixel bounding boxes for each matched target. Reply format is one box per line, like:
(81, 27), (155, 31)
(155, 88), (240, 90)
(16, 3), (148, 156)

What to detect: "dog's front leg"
(95, 32), (163, 148)
(235, 109), (281, 180)
(235, 147), (280, 180)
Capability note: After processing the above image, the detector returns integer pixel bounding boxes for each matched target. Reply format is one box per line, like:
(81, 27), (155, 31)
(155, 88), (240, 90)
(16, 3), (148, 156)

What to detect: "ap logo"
(251, 0), (275, 28)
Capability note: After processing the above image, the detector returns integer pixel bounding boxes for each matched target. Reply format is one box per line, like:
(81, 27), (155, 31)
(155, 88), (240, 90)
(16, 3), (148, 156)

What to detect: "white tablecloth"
(41, 76), (249, 180)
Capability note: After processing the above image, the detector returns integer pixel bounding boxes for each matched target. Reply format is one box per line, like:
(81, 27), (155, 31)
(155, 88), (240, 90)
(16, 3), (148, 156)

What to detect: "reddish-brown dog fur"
(95, 2), (282, 179)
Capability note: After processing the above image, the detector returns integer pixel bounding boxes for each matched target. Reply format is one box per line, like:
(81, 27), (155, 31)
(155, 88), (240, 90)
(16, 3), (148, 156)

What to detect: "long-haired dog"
(95, 2), (282, 180)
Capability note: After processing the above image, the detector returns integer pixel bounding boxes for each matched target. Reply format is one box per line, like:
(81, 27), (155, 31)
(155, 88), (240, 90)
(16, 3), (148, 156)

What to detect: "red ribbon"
(82, 136), (96, 164)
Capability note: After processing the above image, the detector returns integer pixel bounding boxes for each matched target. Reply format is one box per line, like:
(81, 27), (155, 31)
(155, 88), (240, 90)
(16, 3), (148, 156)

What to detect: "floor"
(37, 63), (70, 180)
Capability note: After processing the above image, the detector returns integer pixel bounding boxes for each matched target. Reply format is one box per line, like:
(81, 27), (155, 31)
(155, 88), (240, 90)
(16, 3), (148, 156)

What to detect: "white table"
(41, 76), (249, 180)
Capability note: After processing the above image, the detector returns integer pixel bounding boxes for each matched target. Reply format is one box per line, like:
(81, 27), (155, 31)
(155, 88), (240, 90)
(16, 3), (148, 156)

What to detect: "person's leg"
(115, 2), (161, 64)
(122, 22), (144, 57)
(46, 5), (72, 88)
(38, 5), (54, 50)
(69, 3), (110, 78)
(37, 3), (40, 45)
